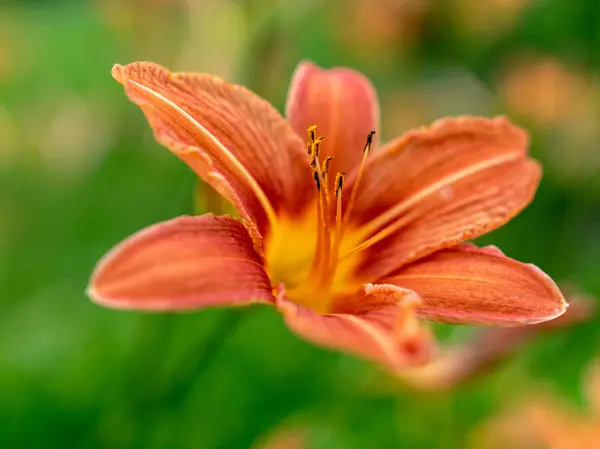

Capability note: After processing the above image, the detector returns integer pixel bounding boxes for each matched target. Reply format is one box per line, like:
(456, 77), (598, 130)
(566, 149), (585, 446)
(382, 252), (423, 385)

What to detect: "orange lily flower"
(87, 61), (566, 372)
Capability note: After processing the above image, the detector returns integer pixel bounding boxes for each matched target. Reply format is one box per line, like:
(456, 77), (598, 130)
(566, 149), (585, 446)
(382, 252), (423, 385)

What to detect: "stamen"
(325, 172), (345, 281)
(319, 131), (374, 283)
(322, 156), (334, 176)
(364, 130), (375, 152)
(304, 127), (382, 295)
(309, 138), (324, 168)
(335, 172), (345, 197)
(306, 125), (332, 281)
(307, 125), (317, 154)
(334, 172), (345, 237)
(309, 135), (329, 228)
(322, 156), (334, 204)
(342, 210), (417, 259)
(315, 204), (331, 278)
(313, 170), (321, 191)
(340, 131), (375, 236)
(314, 137), (322, 158)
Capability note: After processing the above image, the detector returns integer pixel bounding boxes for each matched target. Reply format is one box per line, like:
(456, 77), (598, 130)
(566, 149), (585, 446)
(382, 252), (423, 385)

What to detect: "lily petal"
(286, 61), (379, 186)
(276, 284), (435, 371)
(347, 116), (540, 278)
(88, 214), (273, 310)
(113, 62), (313, 242)
(384, 244), (567, 326)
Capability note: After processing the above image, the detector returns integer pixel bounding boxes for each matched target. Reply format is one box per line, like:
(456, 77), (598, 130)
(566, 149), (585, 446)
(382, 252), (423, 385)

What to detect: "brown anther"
(307, 125), (317, 154)
(323, 156), (334, 175)
(313, 171), (321, 191)
(314, 137), (323, 158)
(364, 131), (375, 153)
(335, 172), (345, 197)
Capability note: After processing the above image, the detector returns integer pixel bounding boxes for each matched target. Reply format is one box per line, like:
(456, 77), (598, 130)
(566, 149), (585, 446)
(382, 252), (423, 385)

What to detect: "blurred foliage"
(1, 0), (600, 448)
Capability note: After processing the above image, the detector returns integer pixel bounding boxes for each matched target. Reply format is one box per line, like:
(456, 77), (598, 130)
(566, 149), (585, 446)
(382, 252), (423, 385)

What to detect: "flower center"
(265, 126), (374, 313)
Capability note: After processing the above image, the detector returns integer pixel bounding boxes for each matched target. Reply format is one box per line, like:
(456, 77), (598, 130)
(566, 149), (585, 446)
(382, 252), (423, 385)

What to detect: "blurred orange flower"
(497, 54), (600, 183)
(452, 0), (530, 38)
(254, 425), (307, 449)
(336, 0), (430, 60)
(498, 55), (593, 126)
(473, 361), (600, 449)
(87, 60), (566, 372)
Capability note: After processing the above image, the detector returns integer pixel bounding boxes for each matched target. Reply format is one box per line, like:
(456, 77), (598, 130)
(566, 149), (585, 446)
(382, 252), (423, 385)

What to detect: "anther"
(313, 137), (323, 157)
(313, 171), (321, 191)
(307, 125), (317, 154)
(323, 156), (334, 176)
(364, 131), (375, 153)
(329, 130), (376, 271)
(335, 172), (345, 197)
(342, 130), (375, 224)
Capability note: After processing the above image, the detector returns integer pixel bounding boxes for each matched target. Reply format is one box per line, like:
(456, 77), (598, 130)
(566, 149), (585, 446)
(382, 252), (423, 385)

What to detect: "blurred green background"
(2, 0), (600, 447)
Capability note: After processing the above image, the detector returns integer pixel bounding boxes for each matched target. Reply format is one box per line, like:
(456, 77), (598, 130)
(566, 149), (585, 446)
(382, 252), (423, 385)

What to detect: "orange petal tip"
(111, 64), (125, 83)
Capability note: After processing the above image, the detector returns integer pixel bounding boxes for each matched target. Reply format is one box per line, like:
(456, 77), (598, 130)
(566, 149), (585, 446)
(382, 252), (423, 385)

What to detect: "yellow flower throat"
(265, 127), (374, 314)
